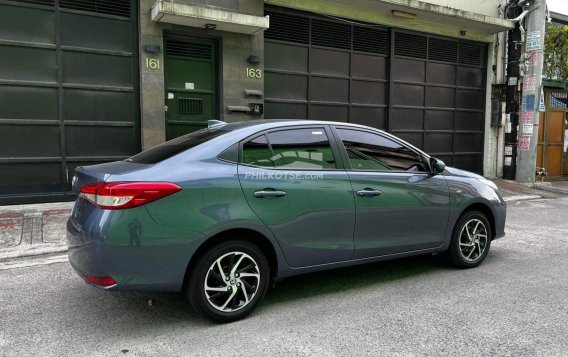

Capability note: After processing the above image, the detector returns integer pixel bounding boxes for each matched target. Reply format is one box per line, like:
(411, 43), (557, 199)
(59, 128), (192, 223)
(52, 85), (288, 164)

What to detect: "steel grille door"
(264, 7), (487, 173)
(0, 0), (139, 204)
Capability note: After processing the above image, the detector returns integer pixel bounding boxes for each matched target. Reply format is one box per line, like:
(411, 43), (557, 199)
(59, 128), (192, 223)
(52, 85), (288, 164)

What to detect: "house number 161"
(146, 58), (160, 70)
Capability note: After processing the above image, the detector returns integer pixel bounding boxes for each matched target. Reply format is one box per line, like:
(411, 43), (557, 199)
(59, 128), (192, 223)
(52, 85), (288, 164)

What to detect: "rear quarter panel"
(68, 201), (207, 291)
(108, 158), (289, 283)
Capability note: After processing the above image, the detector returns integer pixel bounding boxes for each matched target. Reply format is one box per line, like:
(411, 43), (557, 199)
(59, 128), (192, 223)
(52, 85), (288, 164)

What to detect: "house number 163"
(246, 68), (262, 79)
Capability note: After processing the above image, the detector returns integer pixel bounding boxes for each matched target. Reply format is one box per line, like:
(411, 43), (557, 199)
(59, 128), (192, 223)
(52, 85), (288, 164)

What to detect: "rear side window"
(337, 128), (426, 172)
(242, 135), (273, 167)
(241, 128), (336, 170)
(126, 129), (228, 164)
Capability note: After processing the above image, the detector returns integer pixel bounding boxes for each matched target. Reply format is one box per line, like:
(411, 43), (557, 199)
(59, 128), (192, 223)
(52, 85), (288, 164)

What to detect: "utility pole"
(516, 0), (547, 182)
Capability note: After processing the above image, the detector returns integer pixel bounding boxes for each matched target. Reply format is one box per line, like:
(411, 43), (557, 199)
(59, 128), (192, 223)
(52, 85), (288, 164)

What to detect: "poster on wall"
(523, 75), (536, 91)
(527, 50), (540, 65)
(521, 111), (534, 134)
(522, 123), (534, 135)
(522, 94), (536, 111)
(519, 135), (531, 151)
(527, 31), (541, 50)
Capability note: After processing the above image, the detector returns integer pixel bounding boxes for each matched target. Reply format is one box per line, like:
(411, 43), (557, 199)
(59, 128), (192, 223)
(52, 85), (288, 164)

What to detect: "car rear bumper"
(67, 218), (118, 289)
(66, 202), (207, 292)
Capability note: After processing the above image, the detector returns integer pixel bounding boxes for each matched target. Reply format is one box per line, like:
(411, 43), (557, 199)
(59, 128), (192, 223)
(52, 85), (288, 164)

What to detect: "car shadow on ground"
(263, 254), (451, 306)
(67, 253), (454, 332)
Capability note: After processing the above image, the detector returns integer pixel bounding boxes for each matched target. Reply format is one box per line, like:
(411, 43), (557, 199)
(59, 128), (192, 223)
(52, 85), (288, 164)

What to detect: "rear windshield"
(126, 128), (230, 164)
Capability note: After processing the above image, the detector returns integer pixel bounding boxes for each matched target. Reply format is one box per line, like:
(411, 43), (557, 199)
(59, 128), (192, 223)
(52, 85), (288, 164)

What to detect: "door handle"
(253, 189), (287, 199)
(356, 188), (382, 197)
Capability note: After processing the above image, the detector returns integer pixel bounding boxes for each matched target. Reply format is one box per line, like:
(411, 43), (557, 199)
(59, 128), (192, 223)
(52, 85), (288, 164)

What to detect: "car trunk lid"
(71, 161), (151, 194)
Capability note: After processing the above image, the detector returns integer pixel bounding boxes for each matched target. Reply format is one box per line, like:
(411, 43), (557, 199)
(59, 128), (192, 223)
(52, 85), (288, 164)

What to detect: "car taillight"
(79, 182), (181, 209)
(84, 275), (117, 287)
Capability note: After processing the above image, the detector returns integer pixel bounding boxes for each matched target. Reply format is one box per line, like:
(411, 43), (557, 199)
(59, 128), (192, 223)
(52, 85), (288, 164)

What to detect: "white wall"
(421, 0), (501, 17)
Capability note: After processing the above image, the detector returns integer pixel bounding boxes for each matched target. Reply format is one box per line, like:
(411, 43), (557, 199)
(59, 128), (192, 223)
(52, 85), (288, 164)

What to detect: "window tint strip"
(337, 128), (427, 172)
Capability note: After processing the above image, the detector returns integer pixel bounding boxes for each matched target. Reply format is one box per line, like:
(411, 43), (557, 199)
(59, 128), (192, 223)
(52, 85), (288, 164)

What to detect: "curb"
(0, 201), (74, 212)
(0, 251), (68, 271)
(0, 244), (68, 261)
(503, 194), (542, 202)
(532, 185), (568, 196)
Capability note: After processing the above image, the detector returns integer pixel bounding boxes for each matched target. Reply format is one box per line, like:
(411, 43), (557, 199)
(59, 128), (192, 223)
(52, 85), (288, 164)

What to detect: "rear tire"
(448, 210), (492, 268)
(186, 240), (269, 323)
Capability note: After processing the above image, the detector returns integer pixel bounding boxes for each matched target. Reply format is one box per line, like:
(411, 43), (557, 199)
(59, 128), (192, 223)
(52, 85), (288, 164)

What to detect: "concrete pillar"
(139, 0), (166, 150)
(219, 26), (264, 122)
(483, 36), (499, 178)
(138, 0), (265, 150)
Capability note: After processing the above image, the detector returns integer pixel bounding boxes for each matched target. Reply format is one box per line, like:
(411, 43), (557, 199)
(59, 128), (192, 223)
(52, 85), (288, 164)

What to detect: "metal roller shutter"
(0, 0), (139, 204)
(264, 7), (487, 173)
(264, 10), (389, 129)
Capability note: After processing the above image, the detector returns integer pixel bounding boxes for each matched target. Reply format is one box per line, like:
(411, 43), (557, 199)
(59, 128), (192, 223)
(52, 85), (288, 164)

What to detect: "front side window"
(241, 128), (336, 170)
(337, 128), (426, 172)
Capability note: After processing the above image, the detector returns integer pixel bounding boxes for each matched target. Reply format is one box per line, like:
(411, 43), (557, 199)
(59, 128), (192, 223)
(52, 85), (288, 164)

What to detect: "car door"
(332, 126), (450, 259)
(238, 126), (355, 267)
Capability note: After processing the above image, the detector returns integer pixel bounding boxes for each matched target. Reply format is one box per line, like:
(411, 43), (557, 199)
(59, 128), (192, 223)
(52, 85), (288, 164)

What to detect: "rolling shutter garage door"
(0, 0), (138, 204)
(264, 8), (487, 173)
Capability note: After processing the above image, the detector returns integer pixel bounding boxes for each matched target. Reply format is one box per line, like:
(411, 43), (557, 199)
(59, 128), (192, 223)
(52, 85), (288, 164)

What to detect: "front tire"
(186, 240), (270, 323)
(448, 210), (492, 268)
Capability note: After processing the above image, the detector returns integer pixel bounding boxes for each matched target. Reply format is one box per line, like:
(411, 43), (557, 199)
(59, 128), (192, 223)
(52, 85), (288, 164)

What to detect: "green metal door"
(164, 36), (216, 140)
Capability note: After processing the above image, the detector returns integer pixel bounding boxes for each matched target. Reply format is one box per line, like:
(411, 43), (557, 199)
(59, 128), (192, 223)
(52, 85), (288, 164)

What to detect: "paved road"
(1, 197), (568, 356)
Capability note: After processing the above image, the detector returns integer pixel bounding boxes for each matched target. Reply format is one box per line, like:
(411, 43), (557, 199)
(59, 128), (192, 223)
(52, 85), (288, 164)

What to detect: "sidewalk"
(493, 179), (568, 201)
(533, 180), (568, 195)
(0, 179), (567, 267)
(0, 201), (73, 269)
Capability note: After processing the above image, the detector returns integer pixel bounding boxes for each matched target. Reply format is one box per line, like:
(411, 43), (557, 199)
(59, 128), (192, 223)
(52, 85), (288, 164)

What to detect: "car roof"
(214, 119), (428, 159)
(219, 119), (385, 132)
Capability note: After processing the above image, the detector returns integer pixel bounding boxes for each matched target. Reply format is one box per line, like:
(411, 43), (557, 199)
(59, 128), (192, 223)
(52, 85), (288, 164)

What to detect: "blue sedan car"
(67, 120), (506, 322)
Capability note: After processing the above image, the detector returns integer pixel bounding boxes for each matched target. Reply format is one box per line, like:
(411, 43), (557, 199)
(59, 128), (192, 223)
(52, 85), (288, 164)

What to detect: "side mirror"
(430, 157), (446, 174)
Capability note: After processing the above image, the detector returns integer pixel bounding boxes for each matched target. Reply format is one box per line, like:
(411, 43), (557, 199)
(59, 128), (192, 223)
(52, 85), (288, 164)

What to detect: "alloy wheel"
(204, 251), (261, 312)
(458, 218), (488, 262)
